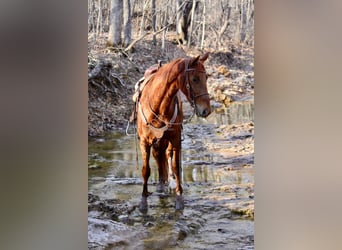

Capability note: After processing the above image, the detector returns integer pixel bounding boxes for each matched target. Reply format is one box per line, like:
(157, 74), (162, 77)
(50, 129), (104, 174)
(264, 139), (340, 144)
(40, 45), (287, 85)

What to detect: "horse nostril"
(202, 108), (209, 117)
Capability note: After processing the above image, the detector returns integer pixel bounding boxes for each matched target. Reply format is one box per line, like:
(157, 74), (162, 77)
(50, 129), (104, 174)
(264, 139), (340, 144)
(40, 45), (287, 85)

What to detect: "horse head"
(182, 52), (211, 118)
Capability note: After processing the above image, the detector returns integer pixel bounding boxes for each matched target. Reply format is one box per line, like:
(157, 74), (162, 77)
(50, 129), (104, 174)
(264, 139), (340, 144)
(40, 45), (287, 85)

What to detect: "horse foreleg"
(171, 148), (184, 210)
(140, 142), (151, 212)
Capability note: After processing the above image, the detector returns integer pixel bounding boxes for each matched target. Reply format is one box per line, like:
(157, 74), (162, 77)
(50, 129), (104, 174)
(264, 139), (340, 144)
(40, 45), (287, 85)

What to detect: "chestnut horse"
(136, 52), (211, 211)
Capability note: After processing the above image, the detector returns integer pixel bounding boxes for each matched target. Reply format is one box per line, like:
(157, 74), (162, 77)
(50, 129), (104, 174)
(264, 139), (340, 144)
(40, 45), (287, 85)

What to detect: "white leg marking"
(168, 156), (176, 190)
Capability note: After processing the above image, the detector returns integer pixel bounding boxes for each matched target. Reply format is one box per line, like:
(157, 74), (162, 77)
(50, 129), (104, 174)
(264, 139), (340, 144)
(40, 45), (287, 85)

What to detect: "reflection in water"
(221, 101), (254, 125)
(88, 101), (254, 249)
(88, 101), (254, 195)
(183, 165), (252, 184)
(191, 101), (254, 126)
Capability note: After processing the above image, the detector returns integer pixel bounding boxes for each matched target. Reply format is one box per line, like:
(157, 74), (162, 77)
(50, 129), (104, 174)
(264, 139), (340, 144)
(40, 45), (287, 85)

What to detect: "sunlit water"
(88, 101), (254, 197)
(88, 101), (254, 249)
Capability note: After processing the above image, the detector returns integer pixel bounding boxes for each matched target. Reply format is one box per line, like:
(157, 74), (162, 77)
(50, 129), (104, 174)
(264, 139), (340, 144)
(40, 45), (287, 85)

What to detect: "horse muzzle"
(195, 104), (211, 118)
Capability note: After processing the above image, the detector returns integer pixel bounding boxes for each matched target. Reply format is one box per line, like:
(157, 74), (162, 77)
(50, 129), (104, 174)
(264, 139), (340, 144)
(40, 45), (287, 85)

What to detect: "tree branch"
(124, 24), (170, 52)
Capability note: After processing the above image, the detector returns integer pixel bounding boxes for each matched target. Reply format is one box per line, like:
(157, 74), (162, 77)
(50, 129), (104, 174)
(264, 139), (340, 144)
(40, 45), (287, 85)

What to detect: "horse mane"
(152, 58), (185, 87)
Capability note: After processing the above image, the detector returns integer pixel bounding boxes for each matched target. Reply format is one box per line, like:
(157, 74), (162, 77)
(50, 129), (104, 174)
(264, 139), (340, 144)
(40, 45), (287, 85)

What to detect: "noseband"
(183, 59), (210, 108)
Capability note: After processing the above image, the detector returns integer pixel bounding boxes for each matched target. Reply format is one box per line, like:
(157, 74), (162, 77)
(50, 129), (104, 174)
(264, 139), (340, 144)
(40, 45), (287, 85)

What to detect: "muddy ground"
(88, 36), (253, 136)
(88, 38), (254, 249)
(88, 116), (254, 249)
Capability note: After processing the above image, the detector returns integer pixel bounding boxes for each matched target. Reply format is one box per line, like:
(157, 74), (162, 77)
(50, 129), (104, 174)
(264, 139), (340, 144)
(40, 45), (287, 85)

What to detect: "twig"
(111, 73), (125, 87)
(104, 75), (116, 91)
(89, 79), (104, 91)
(124, 25), (170, 52)
(88, 64), (102, 79)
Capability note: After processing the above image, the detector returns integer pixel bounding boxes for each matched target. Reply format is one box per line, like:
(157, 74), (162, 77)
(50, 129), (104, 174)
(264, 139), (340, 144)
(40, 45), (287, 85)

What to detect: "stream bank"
(88, 101), (254, 249)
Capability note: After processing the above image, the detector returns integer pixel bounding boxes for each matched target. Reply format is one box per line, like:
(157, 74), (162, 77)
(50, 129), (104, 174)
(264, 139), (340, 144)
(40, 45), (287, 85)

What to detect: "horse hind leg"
(166, 148), (176, 191)
(171, 148), (184, 210)
(152, 143), (168, 194)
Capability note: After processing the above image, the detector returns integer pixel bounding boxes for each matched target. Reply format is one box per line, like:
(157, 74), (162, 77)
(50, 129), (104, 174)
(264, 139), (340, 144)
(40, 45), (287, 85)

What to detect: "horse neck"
(147, 60), (185, 119)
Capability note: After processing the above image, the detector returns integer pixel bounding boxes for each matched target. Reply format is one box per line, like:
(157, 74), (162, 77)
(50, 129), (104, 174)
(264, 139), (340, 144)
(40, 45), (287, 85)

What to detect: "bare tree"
(151, 0), (157, 45)
(107, 0), (123, 46)
(200, 0), (205, 49)
(107, 0), (131, 47)
(123, 0), (131, 46)
(176, 0), (195, 45)
(96, 0), (103, 37)
(161, 2), (168, 52)
(88, 0), (254, 51)
(187, 0), (196, 47)
(139, 0), (148, 36)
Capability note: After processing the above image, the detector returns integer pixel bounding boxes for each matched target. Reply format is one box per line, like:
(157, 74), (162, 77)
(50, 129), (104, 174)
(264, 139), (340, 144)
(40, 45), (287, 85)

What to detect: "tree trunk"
(200, 0), (206, 49)
(151, 0), (156, 45)
(139, 0), (148, 36)
(233, 0), (241, 43)
(216, 5), (230, 48)
(107, 0), (123, 47)
(176, 0), (193, 45)
(188, 0), (196, 47)
(123, 0), (131, 47)
(176, 0), (182, 44)
(162, 6), (168, 52)
(240, 0), (245, 42)
(96, 0), (102, 36)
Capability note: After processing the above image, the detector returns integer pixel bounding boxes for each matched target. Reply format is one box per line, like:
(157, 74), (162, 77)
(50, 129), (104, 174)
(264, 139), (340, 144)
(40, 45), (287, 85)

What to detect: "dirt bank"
(88, 37), (254, 249)
(88, 37), (254, 136)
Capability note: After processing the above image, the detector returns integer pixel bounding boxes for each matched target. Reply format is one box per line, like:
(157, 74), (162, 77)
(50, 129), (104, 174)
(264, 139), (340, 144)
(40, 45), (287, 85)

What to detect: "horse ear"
(189, 55), (200, 66)
(199, 52), (209, 62)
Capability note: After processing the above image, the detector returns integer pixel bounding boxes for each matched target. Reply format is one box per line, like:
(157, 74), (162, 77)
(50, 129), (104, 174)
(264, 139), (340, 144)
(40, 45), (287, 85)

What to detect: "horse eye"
(192, 77), (199, 83)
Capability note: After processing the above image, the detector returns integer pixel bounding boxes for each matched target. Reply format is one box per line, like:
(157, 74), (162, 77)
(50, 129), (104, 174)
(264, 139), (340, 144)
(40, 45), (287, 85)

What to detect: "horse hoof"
(156, 183), (165, 193)
(139, 197), (148, 213)
(175, 195), (184, 210)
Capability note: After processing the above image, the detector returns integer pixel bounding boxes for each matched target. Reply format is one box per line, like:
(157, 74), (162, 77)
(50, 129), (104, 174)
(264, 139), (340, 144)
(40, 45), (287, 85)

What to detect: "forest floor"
(88, 33), (254, 136)
(88, 33), (254, 249)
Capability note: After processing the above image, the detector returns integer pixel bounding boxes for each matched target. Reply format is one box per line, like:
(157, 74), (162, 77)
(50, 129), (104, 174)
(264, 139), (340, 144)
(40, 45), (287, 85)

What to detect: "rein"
(137, 58), (209, 137)
(138, 91), (182, 137)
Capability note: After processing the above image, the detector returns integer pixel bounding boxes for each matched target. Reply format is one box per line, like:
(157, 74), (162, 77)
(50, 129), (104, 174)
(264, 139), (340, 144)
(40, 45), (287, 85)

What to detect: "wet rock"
(88, 164), (101, 169)
(187, 221), (202, 233)
(227, 200), (255, 219)
(144, 221), (155, 227)
(175, 222), (190, 240)
(118, 215), (129, 223)
(218, 228), (228, 233)
(218, 211), (232, 219)
(88, 193), (131, 220)
(88, 217), (130, 248)
(107, 177), (142, 185)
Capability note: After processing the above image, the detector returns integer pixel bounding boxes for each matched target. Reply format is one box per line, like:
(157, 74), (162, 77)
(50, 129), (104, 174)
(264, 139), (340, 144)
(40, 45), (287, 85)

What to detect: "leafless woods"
(88, 0), (254, 50)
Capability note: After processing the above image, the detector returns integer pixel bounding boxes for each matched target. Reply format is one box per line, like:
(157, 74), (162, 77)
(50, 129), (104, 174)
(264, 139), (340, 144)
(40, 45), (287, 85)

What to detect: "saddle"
(132, 62), (162, 102)
(130, 62), (162, 122)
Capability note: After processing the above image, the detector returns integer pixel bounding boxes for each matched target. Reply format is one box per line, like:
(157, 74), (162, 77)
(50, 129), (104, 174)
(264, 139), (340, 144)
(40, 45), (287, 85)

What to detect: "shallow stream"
(88, 101), (254, 249)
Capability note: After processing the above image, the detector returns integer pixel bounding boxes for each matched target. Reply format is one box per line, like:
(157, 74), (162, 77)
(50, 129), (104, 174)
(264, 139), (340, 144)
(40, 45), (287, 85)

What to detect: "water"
(88, 101), (254, 249)
(192, 100), (254, 126)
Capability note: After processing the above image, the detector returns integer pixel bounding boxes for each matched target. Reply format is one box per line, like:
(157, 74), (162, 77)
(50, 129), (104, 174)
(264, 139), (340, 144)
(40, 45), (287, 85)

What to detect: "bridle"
(183, 58), (210, 111)
(137, 58), (210, 137)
